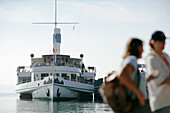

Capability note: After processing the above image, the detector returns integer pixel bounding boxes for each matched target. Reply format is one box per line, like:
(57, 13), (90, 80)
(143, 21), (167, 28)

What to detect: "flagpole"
(54, 0), (57, 64)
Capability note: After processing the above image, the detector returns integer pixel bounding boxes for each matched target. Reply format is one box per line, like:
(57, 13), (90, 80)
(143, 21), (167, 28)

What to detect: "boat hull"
(16, 76), (94, 101)
(32, 84), (79, 100)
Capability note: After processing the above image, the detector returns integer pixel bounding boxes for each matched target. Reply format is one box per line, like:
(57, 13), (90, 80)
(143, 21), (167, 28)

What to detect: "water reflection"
(16, 99), (112, 113)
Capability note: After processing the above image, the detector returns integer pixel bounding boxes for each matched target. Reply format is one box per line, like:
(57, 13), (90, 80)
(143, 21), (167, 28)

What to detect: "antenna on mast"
(55, 0), (57, 28)
(32, 0), (79, 64)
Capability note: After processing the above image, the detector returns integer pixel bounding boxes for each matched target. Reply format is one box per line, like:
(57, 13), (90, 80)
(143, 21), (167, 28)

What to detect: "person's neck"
(154, 49), (163, 55)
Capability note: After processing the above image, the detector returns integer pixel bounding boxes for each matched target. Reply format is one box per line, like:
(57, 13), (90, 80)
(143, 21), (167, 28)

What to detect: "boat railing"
(84, 66), (96, 73)
(17, 66), (31, 72)
(31, 63), (96, 74)
(31, 62), (81, 68)
(17, 79), (31, 85)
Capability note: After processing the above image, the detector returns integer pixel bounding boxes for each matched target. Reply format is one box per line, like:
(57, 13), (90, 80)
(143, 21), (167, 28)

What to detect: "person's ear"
(150, 40), (155, 45)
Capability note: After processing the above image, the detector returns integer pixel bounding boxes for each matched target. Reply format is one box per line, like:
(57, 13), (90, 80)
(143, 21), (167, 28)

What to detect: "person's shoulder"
(145, 52), (157, 60)
(124, 55), (137, 65)
(125, 55), (137, 60)
(163, 52), (170, 58)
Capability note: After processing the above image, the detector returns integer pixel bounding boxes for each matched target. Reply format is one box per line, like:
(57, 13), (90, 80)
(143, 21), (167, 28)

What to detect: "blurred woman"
(106, 38), (151, 113)
(119, 38), (145, 105)
(145, 31), (170, 113)
(119, 38), (151, 112)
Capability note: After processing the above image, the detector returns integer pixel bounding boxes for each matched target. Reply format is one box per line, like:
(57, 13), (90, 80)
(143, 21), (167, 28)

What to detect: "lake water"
(0, 93), (113, 113)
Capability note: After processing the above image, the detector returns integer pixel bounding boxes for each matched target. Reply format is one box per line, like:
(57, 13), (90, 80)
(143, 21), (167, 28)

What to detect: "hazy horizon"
(0, 84), (16, 93)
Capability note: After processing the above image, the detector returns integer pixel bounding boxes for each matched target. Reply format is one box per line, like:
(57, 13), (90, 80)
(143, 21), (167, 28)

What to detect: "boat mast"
(55, 0), (57, 29)
(33, 0), (79, 65)
(53, 0), (59, 63)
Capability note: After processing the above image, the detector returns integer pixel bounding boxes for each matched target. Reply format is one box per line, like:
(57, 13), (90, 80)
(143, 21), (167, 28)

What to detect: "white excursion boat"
(16, 0), (96, 101)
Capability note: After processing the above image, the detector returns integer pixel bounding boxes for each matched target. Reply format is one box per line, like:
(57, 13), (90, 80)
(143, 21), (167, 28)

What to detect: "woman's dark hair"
(123, 38), (143, 58)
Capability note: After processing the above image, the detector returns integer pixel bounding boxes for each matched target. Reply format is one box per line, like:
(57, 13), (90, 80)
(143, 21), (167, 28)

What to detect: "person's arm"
(161, 53), (170, 85)
(145, 55), (167, 86)
(118, 64), (145, 106)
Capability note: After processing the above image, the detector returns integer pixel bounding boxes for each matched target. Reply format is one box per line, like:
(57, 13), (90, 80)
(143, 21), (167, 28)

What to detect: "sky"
(0, 0), (170, 89)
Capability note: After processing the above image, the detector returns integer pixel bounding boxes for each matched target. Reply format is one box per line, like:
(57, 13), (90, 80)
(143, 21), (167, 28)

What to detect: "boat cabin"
(17, 54), (96, 85)
(32, 54), (82, 68)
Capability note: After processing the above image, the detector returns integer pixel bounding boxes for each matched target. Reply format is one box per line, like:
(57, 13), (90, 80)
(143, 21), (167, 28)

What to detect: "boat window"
(71, 74), (76, 81)
(22, 78), (31, 83)
(23, 79), (26, 83)
(44, 57), (46, 63)
(41, 73), (49, 80)
(65, 58), (68, 63)
(61, 73), (69, 80)
(80, 77), (85, 83)
(57, 57), (60, 61)
(54, 73), (60, 77)
(34, 74), (40, 81)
